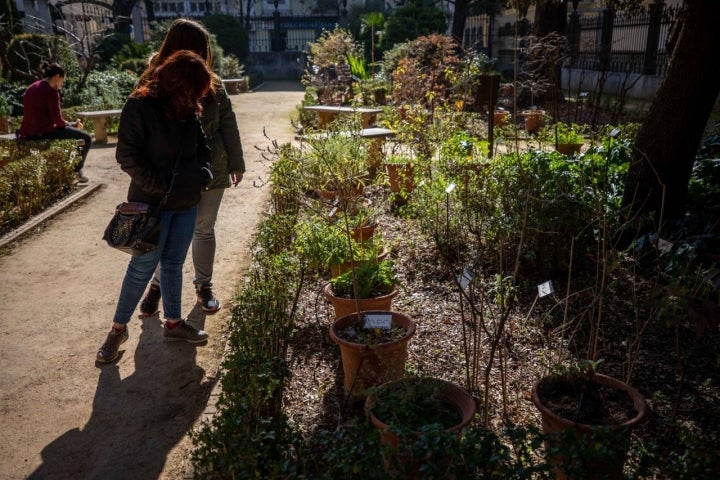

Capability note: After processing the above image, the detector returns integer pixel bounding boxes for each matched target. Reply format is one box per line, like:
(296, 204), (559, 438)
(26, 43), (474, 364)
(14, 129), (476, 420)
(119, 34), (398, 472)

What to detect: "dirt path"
(0, 81), (305, 480)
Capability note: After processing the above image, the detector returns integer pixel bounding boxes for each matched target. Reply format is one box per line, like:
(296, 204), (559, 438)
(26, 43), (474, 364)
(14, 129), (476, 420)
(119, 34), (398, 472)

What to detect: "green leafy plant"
(330, 258), (397, 299)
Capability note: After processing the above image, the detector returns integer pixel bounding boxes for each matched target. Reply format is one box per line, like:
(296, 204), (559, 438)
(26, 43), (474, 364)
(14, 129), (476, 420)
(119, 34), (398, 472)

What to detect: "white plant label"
(445, 183), (456, 194)
(363, 313), (392, 330)
(328, 207), (338, 217)
(538, 280), (554, 297)
(457, 268), (474, 290)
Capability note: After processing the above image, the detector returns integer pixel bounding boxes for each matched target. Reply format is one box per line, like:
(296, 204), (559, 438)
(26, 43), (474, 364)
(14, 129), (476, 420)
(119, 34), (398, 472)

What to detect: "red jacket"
(17, 80), (68, 138)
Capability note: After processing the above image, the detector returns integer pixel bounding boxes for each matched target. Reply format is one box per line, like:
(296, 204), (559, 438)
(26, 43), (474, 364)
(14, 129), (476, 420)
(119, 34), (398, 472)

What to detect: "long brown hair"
(132, 50), (211, 120)
(138, 18), (220, 94)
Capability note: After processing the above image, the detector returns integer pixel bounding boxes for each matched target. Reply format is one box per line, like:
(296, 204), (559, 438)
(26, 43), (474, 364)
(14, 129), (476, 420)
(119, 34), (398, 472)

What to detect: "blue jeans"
(112, 206), (197, 324)
(150, 187), (225, 288)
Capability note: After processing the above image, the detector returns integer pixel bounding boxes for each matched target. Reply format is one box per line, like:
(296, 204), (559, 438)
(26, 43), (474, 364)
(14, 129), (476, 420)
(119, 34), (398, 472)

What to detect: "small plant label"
(445, 183), (456, 194)
(363, 313), (392, 330)
(609, 128), (620, 137)
(328, 207), (338, 217)
(657, 237), (673, 252)
(538, 280), (554, 297)
(457, 268), (474, 289)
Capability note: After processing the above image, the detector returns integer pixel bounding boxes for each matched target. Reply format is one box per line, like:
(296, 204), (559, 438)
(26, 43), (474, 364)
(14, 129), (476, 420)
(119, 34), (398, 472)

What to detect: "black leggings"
(31, 126), (92, 172)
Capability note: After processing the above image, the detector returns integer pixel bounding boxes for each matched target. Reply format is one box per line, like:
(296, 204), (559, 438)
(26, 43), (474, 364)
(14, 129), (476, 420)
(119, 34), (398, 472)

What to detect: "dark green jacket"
(201, 85), (244, 190)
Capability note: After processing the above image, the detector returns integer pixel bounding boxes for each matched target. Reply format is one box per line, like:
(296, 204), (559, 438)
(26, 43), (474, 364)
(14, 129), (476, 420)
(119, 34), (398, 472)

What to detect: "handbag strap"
(158, 154), (182, 209)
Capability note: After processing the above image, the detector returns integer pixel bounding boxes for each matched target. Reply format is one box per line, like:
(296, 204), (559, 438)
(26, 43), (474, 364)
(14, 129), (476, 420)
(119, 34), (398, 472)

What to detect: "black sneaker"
(163, 320), (209, 343)
(196, 285), (221, 314)
(96, 326), (129, 363)
(140, 284), (161, 317)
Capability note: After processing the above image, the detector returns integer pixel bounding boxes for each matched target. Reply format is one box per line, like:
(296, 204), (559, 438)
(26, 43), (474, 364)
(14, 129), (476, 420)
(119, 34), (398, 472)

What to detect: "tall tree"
(621, 1), (720, 225)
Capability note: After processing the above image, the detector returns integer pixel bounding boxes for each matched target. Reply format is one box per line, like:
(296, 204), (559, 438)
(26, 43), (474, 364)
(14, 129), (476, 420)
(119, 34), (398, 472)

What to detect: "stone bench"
(77, 109), (122, 143)
(222, 78), (248, 94)
(303, 105), (383, 129)
(295, 127), (395, 171)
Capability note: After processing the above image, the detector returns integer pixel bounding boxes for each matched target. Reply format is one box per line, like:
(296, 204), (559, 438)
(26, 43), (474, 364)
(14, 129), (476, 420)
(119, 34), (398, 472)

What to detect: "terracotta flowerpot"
(555, 143), (583, 156)
(366, 377), (477, 478)
(493, 110), (510, 127)
(0, 116), (10, 134)
(323, 283), (398, 319)
(531, 373), (647, 480)
(385, 162), (415, 204)
(329, 311), (416, 399)
(349, 222), (378, 242)
(522, 110), (546, 134)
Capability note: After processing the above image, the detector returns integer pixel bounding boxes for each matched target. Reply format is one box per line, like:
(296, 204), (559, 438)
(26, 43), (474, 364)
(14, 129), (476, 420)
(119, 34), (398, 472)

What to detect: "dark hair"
(138, 18), (219, 94)
(132, 50), (212, 120)
(40, 62), (65, 79)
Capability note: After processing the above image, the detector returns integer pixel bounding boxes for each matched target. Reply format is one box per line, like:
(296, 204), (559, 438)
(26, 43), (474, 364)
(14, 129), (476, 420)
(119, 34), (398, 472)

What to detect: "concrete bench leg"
(92, 117), (108, 143)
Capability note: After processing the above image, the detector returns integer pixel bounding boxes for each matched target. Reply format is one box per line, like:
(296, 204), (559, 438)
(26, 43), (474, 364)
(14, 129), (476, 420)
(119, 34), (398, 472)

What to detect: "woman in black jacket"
(137, 18), (245, 316)
(97, 50), (214, 363)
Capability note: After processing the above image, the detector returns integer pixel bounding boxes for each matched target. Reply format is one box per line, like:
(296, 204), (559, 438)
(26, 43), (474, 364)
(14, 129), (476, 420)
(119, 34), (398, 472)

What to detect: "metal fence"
(568, 4), (681, 76)
(247, 15), (339, 53)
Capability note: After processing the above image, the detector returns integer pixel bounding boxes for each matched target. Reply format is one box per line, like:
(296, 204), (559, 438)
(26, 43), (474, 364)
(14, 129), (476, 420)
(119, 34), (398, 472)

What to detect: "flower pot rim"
(324, 282), (399, 302)
(329, 309), (415, 348)
(366, 376), (476, 434)
(531, 372), (647, 431)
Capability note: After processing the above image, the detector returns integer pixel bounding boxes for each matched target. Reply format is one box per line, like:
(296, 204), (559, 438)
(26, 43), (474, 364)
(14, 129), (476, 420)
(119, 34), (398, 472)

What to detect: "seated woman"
(17, 61), (92, 182)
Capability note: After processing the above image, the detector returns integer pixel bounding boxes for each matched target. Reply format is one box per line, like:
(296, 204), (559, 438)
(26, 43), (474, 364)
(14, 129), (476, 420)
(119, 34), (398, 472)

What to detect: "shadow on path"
(28, 316), (210, 479)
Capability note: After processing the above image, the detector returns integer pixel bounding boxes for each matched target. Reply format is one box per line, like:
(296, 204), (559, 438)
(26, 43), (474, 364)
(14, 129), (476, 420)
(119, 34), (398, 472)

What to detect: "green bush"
(0, 139), (80, 236)
(62, 69), (137, 110)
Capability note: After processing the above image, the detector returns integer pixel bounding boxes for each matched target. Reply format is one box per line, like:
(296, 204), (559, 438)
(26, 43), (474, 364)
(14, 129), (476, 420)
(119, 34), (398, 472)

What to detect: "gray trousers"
(151, 187), (225, 289)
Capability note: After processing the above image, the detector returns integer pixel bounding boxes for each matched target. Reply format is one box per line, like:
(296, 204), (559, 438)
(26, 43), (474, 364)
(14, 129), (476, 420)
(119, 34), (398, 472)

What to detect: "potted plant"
(301, 129), (369, 206)
(294, 214), (353, 274)
(384, 154), (415, 203)
(521, 107), (547, 134)
(365, 377), (477, 477)
(329, 310), (416, 399)
(324, 258), (398, 318)
(548, 122), (585, 155)
(335, 197), (380, 242)
(531, 363), (647, 480)
(493, 108), (510, 127)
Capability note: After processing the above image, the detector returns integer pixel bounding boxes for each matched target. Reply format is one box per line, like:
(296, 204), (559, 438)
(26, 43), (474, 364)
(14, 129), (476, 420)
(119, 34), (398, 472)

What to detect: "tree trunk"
(450, 0), (469, 47)
(112, 0), (137, 34)
(621, 1), (720, 224)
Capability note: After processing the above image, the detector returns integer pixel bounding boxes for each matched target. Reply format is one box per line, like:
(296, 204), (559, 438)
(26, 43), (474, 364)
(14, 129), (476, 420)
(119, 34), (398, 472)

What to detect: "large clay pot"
(323, 283), (398, 319)
(522, 110), (546, 134)
(366, 377), (477, 478)
(385, 163), (415, 204)
(493, 110), (510, 127)
(555, 143), (583, 156)
(531, 373), (647, 480)
(329, 311), (416, 399)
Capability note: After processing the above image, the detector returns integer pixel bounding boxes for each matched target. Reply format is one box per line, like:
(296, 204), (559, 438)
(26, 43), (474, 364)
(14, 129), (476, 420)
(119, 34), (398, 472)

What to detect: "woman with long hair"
(97, 50), (215, 363)
(137, 18), (245, 316)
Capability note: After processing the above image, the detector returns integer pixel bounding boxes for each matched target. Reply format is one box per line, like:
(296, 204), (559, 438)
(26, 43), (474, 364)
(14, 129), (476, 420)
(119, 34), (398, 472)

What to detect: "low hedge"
(0, 139), (81, 237)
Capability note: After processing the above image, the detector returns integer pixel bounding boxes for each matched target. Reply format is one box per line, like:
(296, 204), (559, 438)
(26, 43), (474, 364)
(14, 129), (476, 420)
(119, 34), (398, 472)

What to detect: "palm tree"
(360, 11), (385, 74)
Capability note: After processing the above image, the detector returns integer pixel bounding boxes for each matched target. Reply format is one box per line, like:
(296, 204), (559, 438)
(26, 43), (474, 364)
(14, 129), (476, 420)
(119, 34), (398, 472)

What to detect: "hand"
(230, 171), (244, 187)
(74, 119), (84, 129)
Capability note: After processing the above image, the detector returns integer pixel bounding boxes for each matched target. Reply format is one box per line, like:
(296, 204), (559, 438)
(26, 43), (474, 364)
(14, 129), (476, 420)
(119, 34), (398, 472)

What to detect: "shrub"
(0, 139), (80, 236)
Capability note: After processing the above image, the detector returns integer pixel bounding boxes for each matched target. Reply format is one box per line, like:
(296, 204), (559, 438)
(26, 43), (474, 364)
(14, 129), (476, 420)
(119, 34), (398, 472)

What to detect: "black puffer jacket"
(116, 97), (212, 211)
